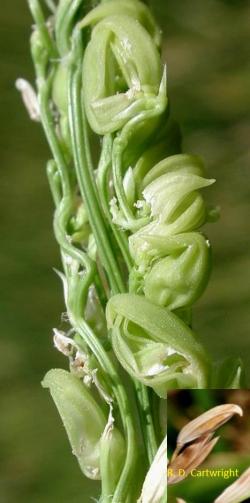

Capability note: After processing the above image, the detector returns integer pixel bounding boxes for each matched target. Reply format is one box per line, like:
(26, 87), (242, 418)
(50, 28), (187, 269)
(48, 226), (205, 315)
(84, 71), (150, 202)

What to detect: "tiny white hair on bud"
(126, 85), (138, 100)
(138, 434), (167, 503)
(83, 375), (92, 387)
(53, 268), (69, 306)
(15, 78), (40, 122)
(159, 64), (167, 96)
(81, 465), (100, 480)
(134, 199), (144, 209)
(109, 196), (117, 208)
(64, 255), (74, 266)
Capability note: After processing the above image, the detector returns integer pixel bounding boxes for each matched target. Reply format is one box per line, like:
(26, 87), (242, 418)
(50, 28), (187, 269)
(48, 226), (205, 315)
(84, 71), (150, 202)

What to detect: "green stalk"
(97, 134), (133, 271)
(68, 36), (125, 296)
(134, 381), (158, 464)
(68, 31), (141, 503)
(39, 72), (71, 197)
(48, 146), (138, 503)
(68, 26), (159, 497)
(72, 28), (158, 455)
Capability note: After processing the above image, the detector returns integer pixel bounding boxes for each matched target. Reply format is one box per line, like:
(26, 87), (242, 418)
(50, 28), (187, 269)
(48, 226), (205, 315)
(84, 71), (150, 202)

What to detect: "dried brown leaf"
(173, 404), (243, 459)
(168, 434), (219, 485)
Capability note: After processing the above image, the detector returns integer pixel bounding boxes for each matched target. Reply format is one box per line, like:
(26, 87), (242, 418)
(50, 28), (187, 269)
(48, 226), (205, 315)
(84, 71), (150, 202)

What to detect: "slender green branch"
(68, 34), (125, 295)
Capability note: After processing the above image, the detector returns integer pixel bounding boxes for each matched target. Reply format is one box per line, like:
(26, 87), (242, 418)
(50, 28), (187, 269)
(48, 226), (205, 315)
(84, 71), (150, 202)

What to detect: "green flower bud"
(30, 29), (49, 78)
(79, 0), (161, 47)
(127, 154), (215, 310)
(106, 294), (210, 395)
(69, 202), (91, 244)
(42, 369), (107, 479)
(123, 167), (136, 210)
(82, 14), (164, 134)
(133, 117), (182, 194)
(142, 155), (215, 229)
(52, 63), (68, 115)
(51, 63), (72, 155)
(131, 232), (211, 310)
(141, 153), (204, 189)
(84, 286), (107, 339)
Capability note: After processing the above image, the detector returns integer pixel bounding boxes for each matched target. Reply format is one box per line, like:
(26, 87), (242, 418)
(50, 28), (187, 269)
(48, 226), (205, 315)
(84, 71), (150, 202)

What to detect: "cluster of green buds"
(18, 0), (244, 501)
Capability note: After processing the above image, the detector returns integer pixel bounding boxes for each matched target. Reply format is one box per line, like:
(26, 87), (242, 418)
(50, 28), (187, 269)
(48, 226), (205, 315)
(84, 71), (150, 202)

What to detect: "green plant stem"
(28, 0), (57, 56)
(97, 138), (158, 462)
(68, 34), (141, 503)
(32, 14), (142, 498)
(75, 33), (158, 457)
(30, 3), (159, 498)
(68, 42), (125, 296)
(134, 381), (158, 464)
(48, 154), (138, 503)
(68, 28), (159, 498)
(39, 72), (71, 198)
(97, 134), (133, 271)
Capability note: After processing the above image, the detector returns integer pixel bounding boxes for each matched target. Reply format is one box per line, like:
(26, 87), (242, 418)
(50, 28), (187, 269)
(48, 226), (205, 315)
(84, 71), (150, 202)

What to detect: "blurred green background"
(0, 0), (250, 501)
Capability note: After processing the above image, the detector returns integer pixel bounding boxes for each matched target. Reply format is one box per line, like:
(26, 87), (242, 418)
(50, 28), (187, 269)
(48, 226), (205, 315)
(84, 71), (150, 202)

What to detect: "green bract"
(106, 294), (210, 396)
(42, 369), (107, 479)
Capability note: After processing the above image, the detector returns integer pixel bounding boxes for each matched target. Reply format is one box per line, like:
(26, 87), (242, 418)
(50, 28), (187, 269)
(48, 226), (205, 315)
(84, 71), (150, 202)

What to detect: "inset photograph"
(167, 389), (250, 503)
